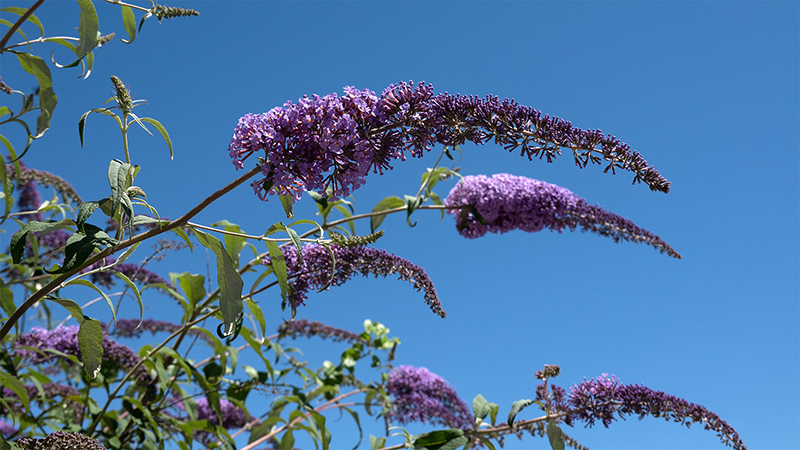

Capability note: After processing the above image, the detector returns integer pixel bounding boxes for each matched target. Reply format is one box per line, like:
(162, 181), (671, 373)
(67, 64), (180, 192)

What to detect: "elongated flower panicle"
(444, 174), (680, 258)
(2, 383), (83, 421)
(386, 365), (473, 429)
(229, 82), (670, 203)
(263, 244), (445, 317)
(13, 326), (148, 381)
(277, 318), (364, 345)
(564, 374), (747, 450)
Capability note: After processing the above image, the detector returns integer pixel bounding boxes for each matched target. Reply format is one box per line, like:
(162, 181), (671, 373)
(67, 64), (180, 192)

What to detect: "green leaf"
(0, 136), (15, 222)
(107, 159), (136, 237)
(370, 196), (404, 232)
(210, 220), (246, 267)
(45, 297), (85, 323)
(0, 286), (15, 321)
(53, 0), (99, 69)
(369, 435), (386, 450)
(194, 230), (244, 337)
(404, 195), (422, 227)
(120, 5), (137, 43)
(546, 421), (565, 450)
(171, 272), (206, 307)
(12, 52), (57, 137)
(244, 298), (266, 338)
(78, 108), (115, 147)
(110, 271), (143, 326)
(507, 399), (534, 427)
(140, 117), (173, 160)
(413, 429), (467, 450)
(279, 193), (294, 219)
(47, 223), (117, 274)
(1, 7), (44, 38)
(78, 318), (104, 379)
(277, 430), (294, 450)
(264, 240), (290, 304)
(10, 219), (74, 263)
(0, 370), (29, 413)
(472, 394), (498, 425)
(76, 199), (108, 232)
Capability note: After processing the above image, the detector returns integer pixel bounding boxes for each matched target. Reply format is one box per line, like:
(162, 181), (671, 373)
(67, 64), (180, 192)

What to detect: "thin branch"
(0, 0), (46, 52)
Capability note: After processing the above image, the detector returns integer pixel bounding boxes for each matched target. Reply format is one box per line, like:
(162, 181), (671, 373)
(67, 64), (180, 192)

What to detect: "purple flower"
(0, 420), (16, 438)
(17, 179), (43, 222)
(82, 256), (173, 290)
(444, 174), (680, 258)
(1, 383), (83, 422)
(263, 243), (444, 317)
(565, 374), (747, 450)
(109, 318), (211, 344)
(277, 318), (364, 344)
(15, 431), (108, 450)
(196, 396), (249, 429)
(386, 365), (473, 429)
(13, 325), (149, 382)
(230, 82), (670, 204)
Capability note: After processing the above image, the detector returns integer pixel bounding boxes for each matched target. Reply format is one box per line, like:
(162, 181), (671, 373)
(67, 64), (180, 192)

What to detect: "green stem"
(0, 0), (46, 52)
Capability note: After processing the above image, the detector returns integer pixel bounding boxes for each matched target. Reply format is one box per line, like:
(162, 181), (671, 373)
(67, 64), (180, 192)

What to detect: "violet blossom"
(444, 173), (680, 258)
(534, 374), (747, 450)
(385, 365), (473, 430)
(263, 243), (444, 317)
(1, 383), (83, 422)
(277, 318), (364, 345)
(13, 325), (149, 382)
(229, 82), (670, 203)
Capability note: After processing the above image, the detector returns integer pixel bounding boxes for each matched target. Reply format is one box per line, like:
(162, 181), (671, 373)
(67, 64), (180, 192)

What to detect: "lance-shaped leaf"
(370, 196), (404, 232)
(12, 51), (57, 137)
(120, 5), (136, 43)
(473, 394), (499, 425)
(10, 219), (75, 263)
(53, 0), (99, 69)
(0, 370), (29, 413)
(140, 117), (173, 159)
(194, 230), (244, 338)
(78, 108), (118, 147)
(547, 420), (566, 450)
(507, 399), (534, 427)
(47, 223), (117, 274)
(78, 318), (104, 379)
(46, 297), (86, 323)
(413, 429), (468, 450)
(108, 159), (135, 236)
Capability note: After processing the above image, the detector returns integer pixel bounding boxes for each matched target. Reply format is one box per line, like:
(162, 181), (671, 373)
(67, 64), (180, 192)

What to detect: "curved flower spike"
(386, 365), (473, 430)
(229, 82), (670, 203)
(263, 244), (445, 317)
(444, 174), (680, 258)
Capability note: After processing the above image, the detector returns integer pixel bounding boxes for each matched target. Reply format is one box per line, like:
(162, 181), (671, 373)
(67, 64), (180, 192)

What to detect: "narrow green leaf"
(0, 433), (11, 450)
(277, 430), (294, 450)
(78, 108), (114, 147)
(110, 271), (143, 326)
(369, 435), (386, 450)
(45, 297), (85, 323)
(0, 370), (29, 413)
(473, 394), (491, 421)
(210, 220), (246, 267)
(77, 199), (108, 231)
(275, 192), (293, 219)
(404, 195), (422, 227)
(10, 219), (74, 263)
(12, 52), (57, 137)
(1, 7), (44, 37)
(115, 241), (140, 264)
(140, 117), (173, 159)
(370, 196), (404, 232)
(78, 319), (104, 379)
(120, 5), (137, 43)
(547, 421), (566, 450)
(75, 0), (99, 61)
(0, 287), (15, 319)
(171, 272), (206, 306)
(194, 230), (244, 337)
(413, 429), (467, 450)
(244, 298), (266, 338)
(507, 399), (534, 427)
(264, 240), (289, 303)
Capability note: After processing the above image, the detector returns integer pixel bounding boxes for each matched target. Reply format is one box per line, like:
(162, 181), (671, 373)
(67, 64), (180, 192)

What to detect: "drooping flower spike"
(263, 243), (444, 317)
(229, 82), (670, 202)
(444, 174), (680, 258)
(386, 365), (474, 430)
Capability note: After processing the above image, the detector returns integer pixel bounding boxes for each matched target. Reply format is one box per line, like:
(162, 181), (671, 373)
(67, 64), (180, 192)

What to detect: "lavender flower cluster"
(13, 325), (149, 382)
(172, 394), (250, 429)
(385, 365), (473, 430)
(229, 82), (670, 202)
(277, 318), (364, 345)
(264, 243), (444, 317)
(1, 383), (83, 421)
(444, 174), (680, 258)
(535, 374), (746, 450)
(109, 318), (210, 344)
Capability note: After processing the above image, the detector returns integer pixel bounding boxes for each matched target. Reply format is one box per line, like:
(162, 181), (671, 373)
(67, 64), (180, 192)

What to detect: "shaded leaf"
(413, 429), (467, 450)
(120, 5), (136, 43)
(78, 318), (104, 379)
(507, 399), (534, 427)
(194, 230), (244, 337)
(0, 370), (29, 413)
(12, 51), (57, 137)
(547, 421), (565, 450)
(45, 297), (85, 323)
(370, 196), (404, 232)
(140, 117), (172, 159)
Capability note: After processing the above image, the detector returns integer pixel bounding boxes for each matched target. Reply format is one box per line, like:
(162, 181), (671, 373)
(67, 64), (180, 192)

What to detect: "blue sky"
(1, 1), (798, 449)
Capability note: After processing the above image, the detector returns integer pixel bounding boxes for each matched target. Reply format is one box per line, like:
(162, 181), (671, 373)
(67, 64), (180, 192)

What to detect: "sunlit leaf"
(78, 318), (104, 379)
(194, 230), (244, 337)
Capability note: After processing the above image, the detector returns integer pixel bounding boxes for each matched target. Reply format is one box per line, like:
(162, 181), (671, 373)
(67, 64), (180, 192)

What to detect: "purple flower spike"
(230, 82), (670, 204)
(263, 244), (444, 317)
(444, 174), (680, 258)
(567, 374), (747, 450)
(16, 431), (108, 450)
(386, 365), (473, 430)
(196, 396), (249, 429)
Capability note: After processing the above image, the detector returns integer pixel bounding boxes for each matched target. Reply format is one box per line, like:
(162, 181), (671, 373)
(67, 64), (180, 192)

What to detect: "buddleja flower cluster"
(13, 325), (149, 381)
(386, 365), (473, 429)
(229, 82), (670, 202)
(444, 173), (680, 258)
(264, 244), (444, 317)
(15, 431), (108, 450)
(534, 373), (746, 450)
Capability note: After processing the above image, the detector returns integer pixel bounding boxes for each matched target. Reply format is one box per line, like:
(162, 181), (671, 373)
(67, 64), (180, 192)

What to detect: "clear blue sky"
(1, 1), (798, 449)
